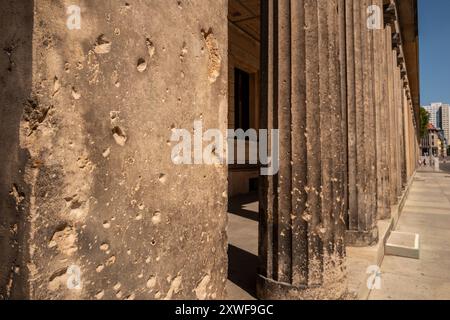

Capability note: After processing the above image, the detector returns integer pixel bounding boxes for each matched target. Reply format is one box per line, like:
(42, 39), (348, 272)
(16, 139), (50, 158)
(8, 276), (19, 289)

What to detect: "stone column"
(0, 0), (33, 299)
(381, 25), (393, 216)
(394, 54), (402, 198)
(403, 88), (411, 182)
(344, 0), (378, 246)
(386, 28), (398, 206)
(364, 0), (378, 242)
(373, 0), (391, 220)
(339, 0), (349, 237)
(258, 0), (347, 300)
(373, 0), (386, 220)
(16, 0), (229, 300)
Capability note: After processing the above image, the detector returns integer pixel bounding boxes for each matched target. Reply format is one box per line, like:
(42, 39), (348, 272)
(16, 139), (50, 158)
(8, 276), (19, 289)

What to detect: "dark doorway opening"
(234, 68), (251, 131)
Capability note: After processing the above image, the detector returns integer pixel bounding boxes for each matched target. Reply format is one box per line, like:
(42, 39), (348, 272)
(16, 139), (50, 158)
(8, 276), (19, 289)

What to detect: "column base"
(377, 205), (392, 220)
(345, 227), (379, 247)
(256, 275), (349, 300)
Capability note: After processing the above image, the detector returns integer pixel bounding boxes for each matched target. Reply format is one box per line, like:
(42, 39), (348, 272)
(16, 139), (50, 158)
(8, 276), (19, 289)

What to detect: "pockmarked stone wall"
(1, 0), (229, 300)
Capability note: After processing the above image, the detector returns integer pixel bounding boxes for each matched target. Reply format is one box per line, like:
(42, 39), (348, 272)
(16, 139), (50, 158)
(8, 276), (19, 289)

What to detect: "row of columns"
(258, 0), (419, 299)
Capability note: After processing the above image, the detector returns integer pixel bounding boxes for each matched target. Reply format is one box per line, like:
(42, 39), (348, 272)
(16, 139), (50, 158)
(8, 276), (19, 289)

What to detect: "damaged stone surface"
(1, 0), (228, 300)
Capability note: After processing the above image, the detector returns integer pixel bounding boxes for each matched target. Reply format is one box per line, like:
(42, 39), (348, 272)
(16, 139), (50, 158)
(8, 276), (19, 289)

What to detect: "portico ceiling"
(228, 0), (260, 41)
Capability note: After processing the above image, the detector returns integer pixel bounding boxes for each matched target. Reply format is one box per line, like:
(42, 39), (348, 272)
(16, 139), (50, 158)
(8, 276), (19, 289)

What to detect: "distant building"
(421, 123), (446, 157)
(439, 104), (450, 146)
(423, 103), (442, 129)
(423, 103), (450, 151)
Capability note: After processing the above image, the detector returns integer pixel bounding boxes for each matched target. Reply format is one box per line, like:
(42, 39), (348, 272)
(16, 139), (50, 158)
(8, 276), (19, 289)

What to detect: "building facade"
(421, 124), (446, 157)
(423, 103), (441, 129)
(0, 0), (420, 300)
(439, 104), (450, 146)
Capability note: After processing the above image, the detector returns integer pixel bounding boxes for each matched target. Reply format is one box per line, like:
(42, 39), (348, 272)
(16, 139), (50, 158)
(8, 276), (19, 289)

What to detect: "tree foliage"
(419, 107), (430, 138)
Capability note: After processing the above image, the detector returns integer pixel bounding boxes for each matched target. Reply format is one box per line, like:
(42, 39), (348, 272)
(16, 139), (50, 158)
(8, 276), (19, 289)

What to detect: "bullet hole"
(152, 211), (162, 225)
(100, 243), (109, 251)
(64, 195), (76, 202)
(302, 213), (313, 222)
(69, 198), (83, 210)
(23, 98), (50, 134)
(180, 42), (188, 62)
(77, 155), (91, 169)
(102, 148), (111, 158)
(71, 87), (81, 100)
(112, 126), (127, 147)
(112, 70), (120, 87)
(103, 221), (111, 229)
(137, 58), (147, 72)
(151, 239), (157, 246)
(125, 294), (136, 300)
(9, 184), (24, 209)
(95, 290), (105, 300)
(3, 44), (16, 72)
(42, 33), (56, 49)
(146, 276), (157, 289)
(106, 255), (116, 266)
(158, 174), (167, 184)
(146, 38), (155, 58)
(201, 28), (221, 83)
(121, 2), (131, 12)
(94, 34), (112, 54)
(53, 76), (61, 97)
(114, 283), (121, 291)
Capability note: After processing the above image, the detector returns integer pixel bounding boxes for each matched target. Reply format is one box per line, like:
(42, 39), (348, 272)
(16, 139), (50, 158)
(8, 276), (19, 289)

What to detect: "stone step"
(385, 231), (420, 260)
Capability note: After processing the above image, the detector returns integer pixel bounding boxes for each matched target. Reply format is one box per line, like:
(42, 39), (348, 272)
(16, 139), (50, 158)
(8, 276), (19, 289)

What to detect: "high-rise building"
(440, 104), (450, 145)
(423, 103), (442, 129)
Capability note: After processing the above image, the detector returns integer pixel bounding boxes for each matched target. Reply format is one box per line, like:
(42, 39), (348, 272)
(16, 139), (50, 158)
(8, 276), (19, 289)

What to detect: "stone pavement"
(226, 194), (258, 300)
(369, 171), (450, 300)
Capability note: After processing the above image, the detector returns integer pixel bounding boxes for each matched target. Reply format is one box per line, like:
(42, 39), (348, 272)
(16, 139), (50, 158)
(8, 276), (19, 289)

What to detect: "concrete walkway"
(369, 171), (450, 300)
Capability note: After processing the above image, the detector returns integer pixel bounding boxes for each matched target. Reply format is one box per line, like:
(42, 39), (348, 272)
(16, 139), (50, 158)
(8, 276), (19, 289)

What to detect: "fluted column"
(382, 25), (393, 212)
(374, 0), (390, 220)
(344, 0), (378, 246)
(403, 88), (411, 181)
(258, 0), (347, 300)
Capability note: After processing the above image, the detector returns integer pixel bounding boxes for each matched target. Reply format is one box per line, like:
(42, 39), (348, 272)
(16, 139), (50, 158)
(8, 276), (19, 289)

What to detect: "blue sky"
(419, 0), (450, 105)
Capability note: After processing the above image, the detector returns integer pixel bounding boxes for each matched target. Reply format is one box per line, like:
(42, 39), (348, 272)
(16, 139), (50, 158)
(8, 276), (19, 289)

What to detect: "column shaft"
(258, 0), (347, 300)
